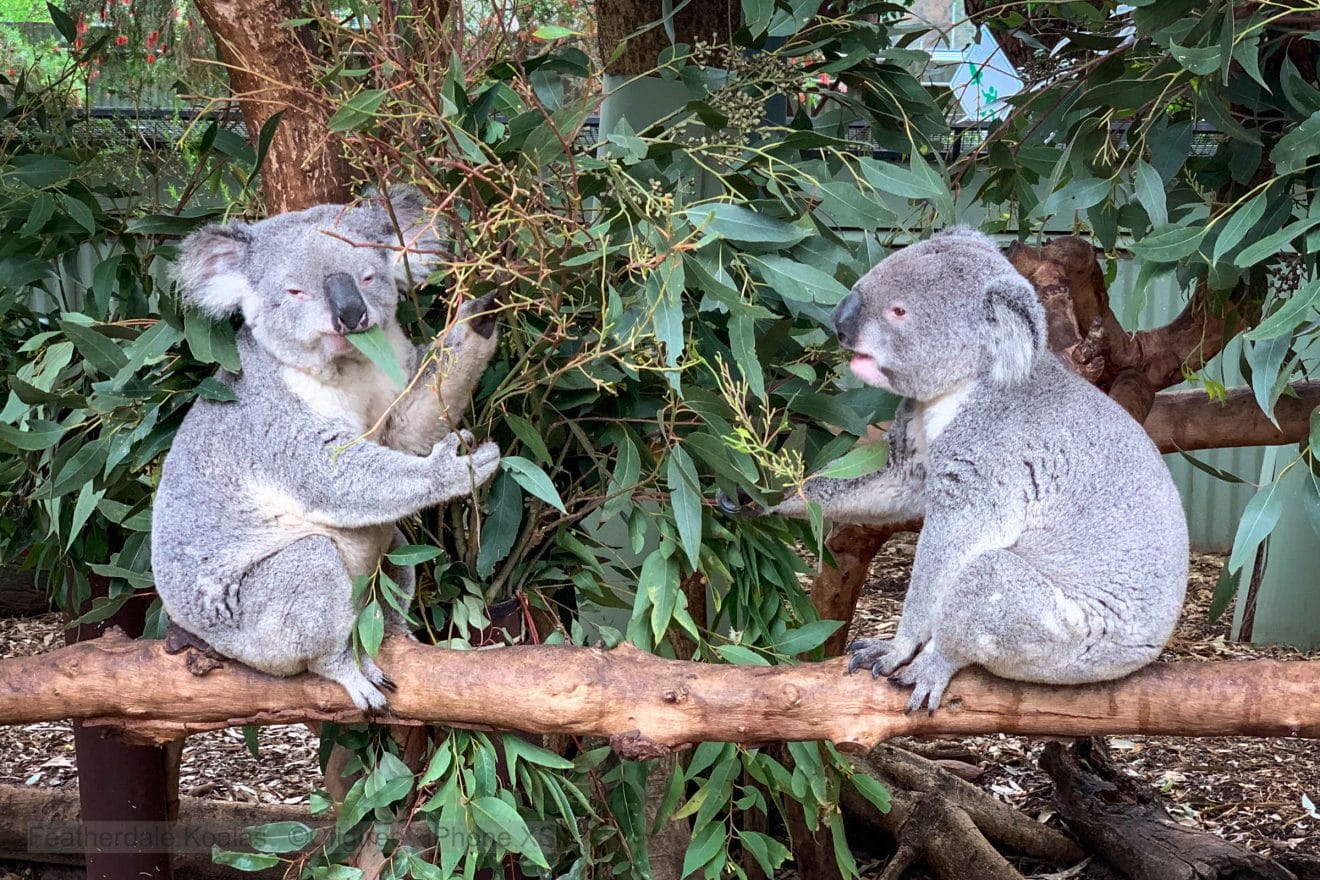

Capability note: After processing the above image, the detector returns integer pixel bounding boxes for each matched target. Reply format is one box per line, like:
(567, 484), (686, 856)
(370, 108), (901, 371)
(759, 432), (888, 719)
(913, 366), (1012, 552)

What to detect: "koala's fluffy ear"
(175, 223), (254, 318)
(983, 273), (1045, 387)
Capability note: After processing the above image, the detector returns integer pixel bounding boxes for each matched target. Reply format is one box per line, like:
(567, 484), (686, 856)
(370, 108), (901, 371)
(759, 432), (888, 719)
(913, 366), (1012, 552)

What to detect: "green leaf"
(715, 644), (770, 666)
(1133, 160), (1167, 227)
(506, 414), (552, 465)
(469, 796), (549, 868)
(67, 485), (104, 551)
(740, 831), (790, 876)
(46, 2), (76, 42)
(327, 89), (389, 132)
(729, 315), (765, 399)
(814, 443), (888, 480)
(1169, 41), (1222, 75)
(1212, 190), (1269, 264)
(195, 377), (238, 402)
(246, 822), (315, 854)
(1129, 225), (1204, 263)
(531, 24), (579, 39)
(742, 0), (774, 36)
(504, 736), (574, 776)
(666, 446), (703, 569)
(1244, 280), (1320, 341)
(419, 742), (453, 787)
(680, 819), (726, 878)
(476, 470), (522, 577)
(684, 204), (808, 246)
(776, 620), (843, 656)
(858, 158), (943, 202)
(210, 848), (280, 872)
(850, 773), (892, 813)
(387, 544), (443, 566)
(345, 325), (406, 390)
(47, 438), (108, 499)
(1269, 110), (1320, 175)
(501, 455), (566, 513)
(1227, 480), (1285, 573)
(356, 600), (385, 656)
(1233, 217), (1320, 268)
(1207, 560), (1243, 621)
(0, 420), (66, 451)
(58, 193), (96, 233)
(60, 318), (127, 375)
(749, 254), (850, 306)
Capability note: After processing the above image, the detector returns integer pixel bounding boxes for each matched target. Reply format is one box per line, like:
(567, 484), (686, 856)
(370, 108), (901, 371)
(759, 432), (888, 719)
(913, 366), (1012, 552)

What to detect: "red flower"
(75, 36), (83, 49)
(115, 34), (128, 46)
(157, 44), (167, 53)
(145, 53), (155, 63)
(147, 30), (158, 45)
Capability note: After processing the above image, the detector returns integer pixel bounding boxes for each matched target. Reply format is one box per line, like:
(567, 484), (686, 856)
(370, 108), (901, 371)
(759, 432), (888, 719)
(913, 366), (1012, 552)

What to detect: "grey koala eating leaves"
(152, 190), (501, 711)
(734, 226), (1188, 713)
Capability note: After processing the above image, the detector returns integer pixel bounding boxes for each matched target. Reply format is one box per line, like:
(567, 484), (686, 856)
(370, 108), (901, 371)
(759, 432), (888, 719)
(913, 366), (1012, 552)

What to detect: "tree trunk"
(1145, 380), (1320, 453)
(1041, 739), (1297, 880)
(3, 632), (1317, 750)
(596, 0), (740, 75)
(192, 0), (353, 211)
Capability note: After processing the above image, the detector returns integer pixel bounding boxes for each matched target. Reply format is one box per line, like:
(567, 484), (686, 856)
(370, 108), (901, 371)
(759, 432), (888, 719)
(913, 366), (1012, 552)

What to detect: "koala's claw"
(846, 637), (920, 679)
(888, 644), (958, 714)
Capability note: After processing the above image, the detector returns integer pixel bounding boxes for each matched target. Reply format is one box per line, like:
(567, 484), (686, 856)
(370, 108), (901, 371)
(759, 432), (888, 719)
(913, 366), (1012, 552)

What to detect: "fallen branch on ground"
(0, 631), (1316, 750)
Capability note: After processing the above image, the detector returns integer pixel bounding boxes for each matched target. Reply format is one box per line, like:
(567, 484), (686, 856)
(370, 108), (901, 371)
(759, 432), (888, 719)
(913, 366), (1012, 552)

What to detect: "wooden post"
(66, 573), (176, 880)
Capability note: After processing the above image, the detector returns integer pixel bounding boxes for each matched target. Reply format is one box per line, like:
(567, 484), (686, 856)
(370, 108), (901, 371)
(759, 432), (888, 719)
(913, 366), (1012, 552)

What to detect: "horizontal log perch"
(1145, 379), (1320, 454)
(1, 632), (1316, 750)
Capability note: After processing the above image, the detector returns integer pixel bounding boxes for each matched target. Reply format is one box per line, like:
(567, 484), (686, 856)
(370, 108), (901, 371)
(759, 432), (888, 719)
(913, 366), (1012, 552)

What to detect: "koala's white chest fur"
(912, 381), (977, 454)
(247, 482), (392, 579)
(280, 326), (415, 436)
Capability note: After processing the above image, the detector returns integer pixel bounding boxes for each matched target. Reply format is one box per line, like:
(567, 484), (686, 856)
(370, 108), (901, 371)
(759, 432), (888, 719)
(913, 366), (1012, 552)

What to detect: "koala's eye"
(889, 305), (908, 319)
(361, 273), (375, 284)
(287, 288), (309, 301)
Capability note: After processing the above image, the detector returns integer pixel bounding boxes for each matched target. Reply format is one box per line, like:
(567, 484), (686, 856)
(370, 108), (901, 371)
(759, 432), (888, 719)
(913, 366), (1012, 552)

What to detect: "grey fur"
(153, 193), (501, 711)
(780, 227), (1188, 712)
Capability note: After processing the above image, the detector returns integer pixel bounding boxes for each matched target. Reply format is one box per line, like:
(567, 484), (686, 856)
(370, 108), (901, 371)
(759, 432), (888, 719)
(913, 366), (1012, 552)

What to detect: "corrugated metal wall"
(1105, 262), (1264, 552)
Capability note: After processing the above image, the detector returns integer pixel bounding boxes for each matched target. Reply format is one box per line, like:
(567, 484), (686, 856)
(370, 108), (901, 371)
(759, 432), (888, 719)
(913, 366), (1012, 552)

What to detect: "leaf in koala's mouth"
(346, 325), (406, 391)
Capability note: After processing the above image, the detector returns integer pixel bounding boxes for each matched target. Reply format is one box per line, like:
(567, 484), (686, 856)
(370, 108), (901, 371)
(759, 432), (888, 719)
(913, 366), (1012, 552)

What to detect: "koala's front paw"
(846, 636), (920, 680)
(887, 643), (960, 715)
(429, 433), (501, 494)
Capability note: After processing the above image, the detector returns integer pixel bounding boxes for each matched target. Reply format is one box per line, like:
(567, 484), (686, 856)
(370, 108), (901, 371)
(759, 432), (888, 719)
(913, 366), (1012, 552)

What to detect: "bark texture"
(1146, 380), (1320, 453)
(2, 631), (1317, 748)
(597, 0), (739, 75)
(192, 0), (353, 211)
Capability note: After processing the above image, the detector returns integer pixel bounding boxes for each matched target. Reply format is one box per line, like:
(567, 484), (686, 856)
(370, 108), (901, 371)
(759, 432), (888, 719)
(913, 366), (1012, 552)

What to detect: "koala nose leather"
(833, 291), (861, 347)
(325, 273), (369, 334)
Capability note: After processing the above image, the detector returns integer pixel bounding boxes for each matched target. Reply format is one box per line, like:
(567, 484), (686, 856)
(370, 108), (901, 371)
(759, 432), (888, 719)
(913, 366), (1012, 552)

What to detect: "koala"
(749, 227), (1189, 712)
(152, 191), (502, 711)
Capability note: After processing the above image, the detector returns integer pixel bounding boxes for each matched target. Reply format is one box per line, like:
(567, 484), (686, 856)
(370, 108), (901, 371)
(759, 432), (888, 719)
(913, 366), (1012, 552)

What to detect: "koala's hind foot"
(887, 643), (960, 714)
(310, 647), (394, 713)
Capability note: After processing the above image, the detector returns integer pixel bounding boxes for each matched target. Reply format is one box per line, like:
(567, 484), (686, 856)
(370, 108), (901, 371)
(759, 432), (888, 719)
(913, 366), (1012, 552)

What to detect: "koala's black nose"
(325, 273), (369, 334)
(833, 291), (862, 347)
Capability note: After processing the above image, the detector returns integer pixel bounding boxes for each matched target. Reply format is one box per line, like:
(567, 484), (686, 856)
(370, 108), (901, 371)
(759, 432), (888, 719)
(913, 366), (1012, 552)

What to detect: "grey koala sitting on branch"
(152, 190), (501, 711)
(727, 227), (1188, 713)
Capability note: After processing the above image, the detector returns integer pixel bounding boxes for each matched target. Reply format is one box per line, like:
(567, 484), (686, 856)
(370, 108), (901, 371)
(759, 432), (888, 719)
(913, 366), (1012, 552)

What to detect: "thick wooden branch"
(1146, 380), (1320, 453)
(1, 632), (1316, 751)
